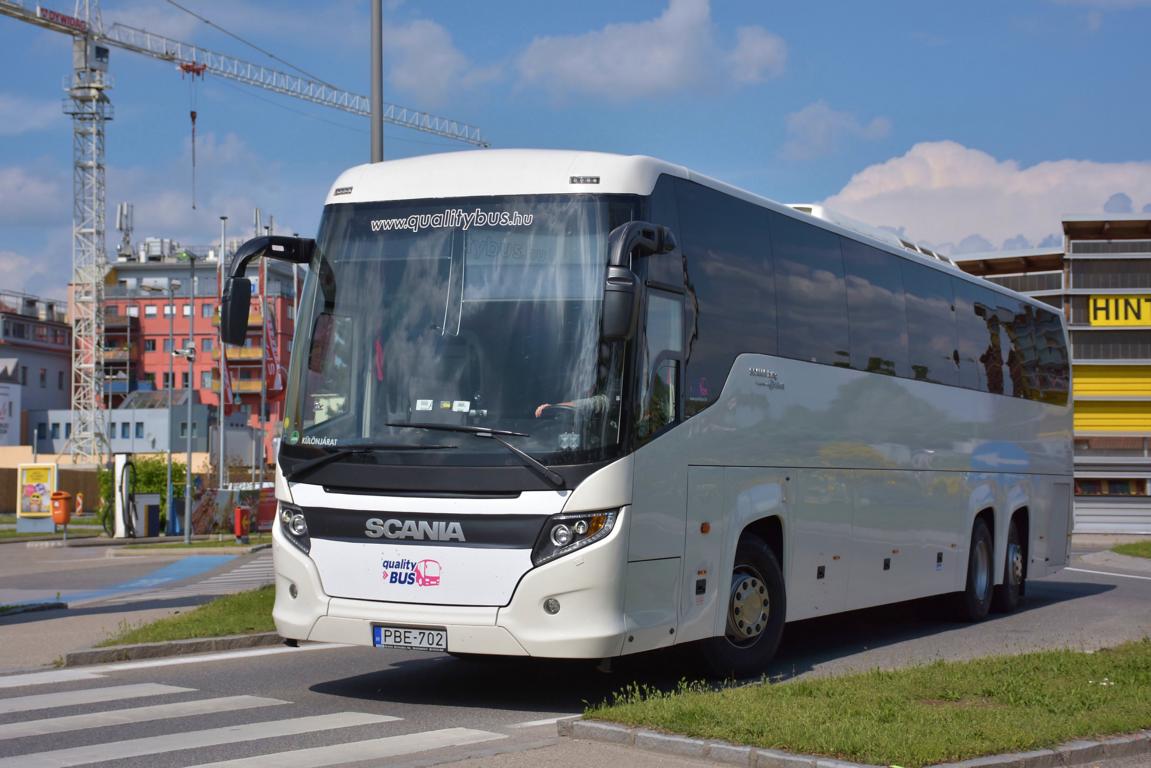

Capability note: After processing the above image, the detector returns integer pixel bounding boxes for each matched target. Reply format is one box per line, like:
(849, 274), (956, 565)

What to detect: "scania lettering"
(365, 518), (466, 542)
(223, 150), (1073, 675)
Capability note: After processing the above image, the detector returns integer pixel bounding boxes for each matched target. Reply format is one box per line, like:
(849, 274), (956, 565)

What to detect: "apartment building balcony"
(212, 346), (264, 361)
(210, 377), (263, 393)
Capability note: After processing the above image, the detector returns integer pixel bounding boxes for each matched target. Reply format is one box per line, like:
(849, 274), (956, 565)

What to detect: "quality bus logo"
(381, 557), (442, 587)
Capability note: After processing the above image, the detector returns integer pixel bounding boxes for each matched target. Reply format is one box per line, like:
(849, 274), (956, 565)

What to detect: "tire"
(699, 535), (786, 678)
(954, 518), (994, 622)
(992, 519), (1025, 613)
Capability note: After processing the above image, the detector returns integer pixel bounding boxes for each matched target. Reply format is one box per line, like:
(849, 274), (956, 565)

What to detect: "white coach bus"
(221, 150), (1073, 675)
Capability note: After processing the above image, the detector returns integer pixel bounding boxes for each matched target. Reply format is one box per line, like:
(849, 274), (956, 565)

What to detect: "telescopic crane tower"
(0, 0), (487, 466)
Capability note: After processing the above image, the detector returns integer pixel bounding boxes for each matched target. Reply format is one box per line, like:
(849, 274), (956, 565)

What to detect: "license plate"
(372, 625), (447, 652)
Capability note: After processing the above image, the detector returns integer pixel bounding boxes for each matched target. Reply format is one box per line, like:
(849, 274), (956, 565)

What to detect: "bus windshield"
(282, 195), (637, 469)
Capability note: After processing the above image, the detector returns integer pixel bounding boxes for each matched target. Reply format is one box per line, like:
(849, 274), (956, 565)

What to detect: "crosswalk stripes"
(0, 678), (510, 768)
(0, 711), (399, 768)
(185, 728), (508, 768)
(99, 551), (275, 606)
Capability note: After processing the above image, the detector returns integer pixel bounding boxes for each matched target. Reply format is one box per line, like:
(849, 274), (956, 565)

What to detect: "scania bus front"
(221, 151), (673, 659)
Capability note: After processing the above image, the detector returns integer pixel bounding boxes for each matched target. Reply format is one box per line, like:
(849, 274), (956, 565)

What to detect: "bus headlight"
(278, 503), (311, 554)
(531, 510), (617, 566)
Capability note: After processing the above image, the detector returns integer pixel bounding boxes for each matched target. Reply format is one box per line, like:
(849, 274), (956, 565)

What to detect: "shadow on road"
(311, 577), (1113, 713)
(0, 594), (215, 627)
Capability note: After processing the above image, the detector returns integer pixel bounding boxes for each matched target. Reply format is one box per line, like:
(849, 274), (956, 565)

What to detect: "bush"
(97, 456), (188, 533)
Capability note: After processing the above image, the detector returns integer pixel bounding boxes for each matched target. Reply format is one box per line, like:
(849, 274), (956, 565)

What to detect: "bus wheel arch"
(700, 521), (786, 678)
(993, 509), (1028, 613)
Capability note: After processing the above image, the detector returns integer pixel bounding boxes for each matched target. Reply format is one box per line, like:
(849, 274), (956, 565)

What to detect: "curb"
(0, 601), (68, 617)
(8, 535), (99, 547)
(63, 632), (284, 667)
(561, 719), (1151, 767)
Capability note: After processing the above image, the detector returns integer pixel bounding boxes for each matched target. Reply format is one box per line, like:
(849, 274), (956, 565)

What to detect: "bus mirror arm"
(220, 235), (316, 346)
(602, 221), (678, 342)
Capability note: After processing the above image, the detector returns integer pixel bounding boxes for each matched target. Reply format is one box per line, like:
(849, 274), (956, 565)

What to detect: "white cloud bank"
(822, 141), (1151, 254)
(516, 0), (786, 100)
(781, 101), (891, 160)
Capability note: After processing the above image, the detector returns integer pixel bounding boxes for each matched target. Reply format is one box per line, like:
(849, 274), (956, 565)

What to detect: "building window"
(181, 372), (190, 388)
(145, 305), (157, 317)
(39, 368), (47, 388)
(127, 305), (139, 318)
(162, 372), (172, 388)
(64, 422), (71, 438)
(163, 338), (173, 353)
(201, 371), (212, 388)
(58, 370), (64, 390)
(36, 423), (46, 439)
(180, 421), (187, 438)
(164, 304), (174, 317)
(50, 423), (60, 439)
(201, 303), (213, 318)
(201, 337), (212, 352)
(144, 339), (156, 352)
(20, 366), (27, 385)
(120, 422), (129, 439)
(183, 304), (191, 317)
(135, 422), (144, 439)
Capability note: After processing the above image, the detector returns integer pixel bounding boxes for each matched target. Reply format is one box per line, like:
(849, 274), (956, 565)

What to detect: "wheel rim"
(726, 567), (770, 647)
(1008, 542), (1023, 586)
(973, 537), (991, 597)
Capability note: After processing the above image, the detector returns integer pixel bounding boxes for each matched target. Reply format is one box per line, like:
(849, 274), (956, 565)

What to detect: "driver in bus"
(534, 394), (609, 418)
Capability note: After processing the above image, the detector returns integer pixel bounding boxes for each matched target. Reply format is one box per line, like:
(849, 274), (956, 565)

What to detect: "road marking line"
(183, 728), (506, 768)
(0, 684), (193, 715)
(1065, 567), (1151, 582)
(509, 715), (578, 728)
(0, 695), (287, 740)
(0, 712), (397, 768)
(0, 670), (104, 690)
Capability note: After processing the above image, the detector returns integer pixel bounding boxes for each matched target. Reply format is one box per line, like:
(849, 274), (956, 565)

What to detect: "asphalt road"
(0, 546), (1148, 767)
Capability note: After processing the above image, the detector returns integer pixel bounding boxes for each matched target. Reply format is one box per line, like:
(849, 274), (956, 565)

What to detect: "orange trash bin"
(51, 491), (73, 527)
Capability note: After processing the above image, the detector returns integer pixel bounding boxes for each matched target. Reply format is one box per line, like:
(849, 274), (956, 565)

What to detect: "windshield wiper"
(386, 422), (565, 489)
(283, 442), (456, 483)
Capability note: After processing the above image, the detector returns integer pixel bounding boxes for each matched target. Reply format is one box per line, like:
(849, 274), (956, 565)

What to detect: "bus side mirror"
(220, 277), (252, 346)
(602, 221), (678, 342)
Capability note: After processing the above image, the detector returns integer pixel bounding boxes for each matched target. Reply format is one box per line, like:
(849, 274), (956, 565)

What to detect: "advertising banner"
(17, 463), (57, 518)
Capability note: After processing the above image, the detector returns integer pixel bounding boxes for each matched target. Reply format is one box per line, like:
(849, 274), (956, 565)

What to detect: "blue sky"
(1, 0), (1149, 298)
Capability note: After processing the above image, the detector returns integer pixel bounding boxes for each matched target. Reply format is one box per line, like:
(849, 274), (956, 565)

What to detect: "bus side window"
(637, 291), (683, 444)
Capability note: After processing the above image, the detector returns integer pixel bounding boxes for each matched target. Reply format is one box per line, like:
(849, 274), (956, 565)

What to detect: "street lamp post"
(218, 216), (227, 493)
(177, 251), (198, 544)
(141, 281), (179, 536)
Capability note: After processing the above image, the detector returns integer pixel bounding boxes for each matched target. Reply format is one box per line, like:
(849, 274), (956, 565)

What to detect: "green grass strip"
(123, 534), (271, 549)
(1113, 540), (1151, 559)
(587, 639), (1151, 767)
(97, 585), (275, 647)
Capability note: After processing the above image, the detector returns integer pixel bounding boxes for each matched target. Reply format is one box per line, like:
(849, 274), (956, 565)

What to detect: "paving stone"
(570, 720), (635, 745)
(1100, 731), (1150, 759)
(754, 748), (817, 768)
(1053, 739), (1105, 765)
(634, 730), (708, 758)
(707, 742), (755, 767)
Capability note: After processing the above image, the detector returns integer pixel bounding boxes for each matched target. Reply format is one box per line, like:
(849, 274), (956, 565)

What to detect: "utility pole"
(371, 0), (383, 162)
(166, 280), (176, 535)
(181, 252), (196, 543)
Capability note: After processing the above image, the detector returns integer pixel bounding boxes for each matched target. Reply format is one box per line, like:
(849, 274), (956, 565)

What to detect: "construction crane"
(0, 0), (487, 466)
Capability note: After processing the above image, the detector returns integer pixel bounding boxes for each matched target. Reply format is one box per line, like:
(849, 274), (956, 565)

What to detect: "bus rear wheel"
(992, 519), (1025, 613)
(699, 535), (785, 678)
(954, 518), (994, 622)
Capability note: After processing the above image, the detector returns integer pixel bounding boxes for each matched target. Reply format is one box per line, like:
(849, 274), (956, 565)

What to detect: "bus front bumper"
(271, 514), (631, 659)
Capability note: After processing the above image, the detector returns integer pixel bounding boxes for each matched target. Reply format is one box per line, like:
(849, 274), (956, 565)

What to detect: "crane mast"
(0, 0), (486, 466)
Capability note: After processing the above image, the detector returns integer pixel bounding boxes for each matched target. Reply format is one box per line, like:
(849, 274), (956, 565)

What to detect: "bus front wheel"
(699, 535), (786, 678)
(955, 518), (994, 622)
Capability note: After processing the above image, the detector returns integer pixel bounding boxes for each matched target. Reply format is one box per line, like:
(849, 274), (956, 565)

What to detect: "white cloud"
(725, 26), (787, 84)
(386, 19), (500, 106)
(0, 94), (65, 137)
(781, 101), (891, 161)
(0, 166), (66, 225)
(822, 141), (1151, 253)
(516, 0), (785, 100)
